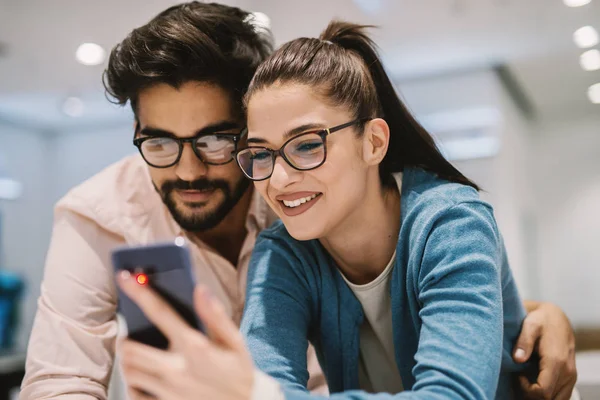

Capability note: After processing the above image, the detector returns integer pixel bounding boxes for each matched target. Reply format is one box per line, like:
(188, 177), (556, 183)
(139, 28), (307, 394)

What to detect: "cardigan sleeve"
(241, 234), (314, 394)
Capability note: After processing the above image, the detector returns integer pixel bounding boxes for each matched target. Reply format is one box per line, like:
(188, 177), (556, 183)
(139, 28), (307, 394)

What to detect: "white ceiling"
(0, 0), (598, 130)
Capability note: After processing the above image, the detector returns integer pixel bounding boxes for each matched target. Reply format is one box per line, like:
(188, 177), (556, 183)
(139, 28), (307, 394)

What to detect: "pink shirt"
(21, 154), (324, 399)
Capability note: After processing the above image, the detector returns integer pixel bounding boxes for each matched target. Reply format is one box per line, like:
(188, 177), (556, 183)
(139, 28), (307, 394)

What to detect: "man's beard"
(155, 176), (250, 232)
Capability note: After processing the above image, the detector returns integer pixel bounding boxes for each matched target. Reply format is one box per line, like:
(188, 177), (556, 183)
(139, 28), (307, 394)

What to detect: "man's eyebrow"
(138, 120), (242, 138)
(138, 126), (175, 138)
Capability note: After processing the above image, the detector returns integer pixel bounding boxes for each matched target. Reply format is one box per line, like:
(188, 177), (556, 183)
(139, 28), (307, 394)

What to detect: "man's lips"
(175, 189), (215, 202)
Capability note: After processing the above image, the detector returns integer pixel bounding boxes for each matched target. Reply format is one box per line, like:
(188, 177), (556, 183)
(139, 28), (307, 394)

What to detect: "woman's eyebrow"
(247, 123), (326, 145)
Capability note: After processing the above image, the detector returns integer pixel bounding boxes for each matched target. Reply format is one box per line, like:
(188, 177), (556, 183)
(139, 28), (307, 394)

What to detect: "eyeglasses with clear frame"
(133, 125), (247, 168)
(235, 119), (368, 181)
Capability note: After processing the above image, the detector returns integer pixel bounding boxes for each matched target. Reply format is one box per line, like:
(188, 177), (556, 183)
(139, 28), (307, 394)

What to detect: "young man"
(21, 2), (576, 399)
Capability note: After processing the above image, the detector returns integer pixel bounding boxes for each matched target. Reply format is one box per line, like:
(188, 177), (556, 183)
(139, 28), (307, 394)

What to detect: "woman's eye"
(251, 151), (271, 161)
(295, 141), (323, 152)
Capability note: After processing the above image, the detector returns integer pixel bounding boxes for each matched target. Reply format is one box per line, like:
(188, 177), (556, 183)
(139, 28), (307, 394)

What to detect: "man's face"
(136, 81), (250, 232)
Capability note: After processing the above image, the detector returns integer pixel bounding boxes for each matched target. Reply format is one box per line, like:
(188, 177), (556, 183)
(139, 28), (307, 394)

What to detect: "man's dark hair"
(103, 1), (273, 115)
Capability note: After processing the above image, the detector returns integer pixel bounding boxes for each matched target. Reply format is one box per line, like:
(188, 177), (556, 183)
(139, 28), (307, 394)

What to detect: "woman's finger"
(117, 270), (193, 343)
(120, 339), (180, 379)
(194, 285), (245, 351)
(127, 387), (156, 400)
(122, 363), (170, 399)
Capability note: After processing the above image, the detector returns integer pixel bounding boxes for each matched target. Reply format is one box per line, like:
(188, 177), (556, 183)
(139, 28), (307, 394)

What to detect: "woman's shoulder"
(254, 220), (328, 268)
(400, 168), (505, 286)
(399, 167), (500, 245)
(401, 167), (485, 211)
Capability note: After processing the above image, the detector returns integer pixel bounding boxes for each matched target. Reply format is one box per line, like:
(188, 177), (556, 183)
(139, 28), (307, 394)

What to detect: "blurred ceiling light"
(580, 49), (600, 71)
(0, 158), (22, 200)
(0, 178), (22, 200)
(563, 0), (591, 6)
(75, 42), (105, 66)
(588, 83), (600, 104)
(573, 26), (599, 48)
(62, 97), (85, 117)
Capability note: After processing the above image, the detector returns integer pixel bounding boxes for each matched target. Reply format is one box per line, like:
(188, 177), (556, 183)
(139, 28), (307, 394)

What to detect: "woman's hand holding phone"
(116, 272), (256, 400)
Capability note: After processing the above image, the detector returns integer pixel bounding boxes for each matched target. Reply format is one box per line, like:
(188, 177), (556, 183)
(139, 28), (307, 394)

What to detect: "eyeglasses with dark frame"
(133, 127), (247, 169)
(235, 119), (369, 181)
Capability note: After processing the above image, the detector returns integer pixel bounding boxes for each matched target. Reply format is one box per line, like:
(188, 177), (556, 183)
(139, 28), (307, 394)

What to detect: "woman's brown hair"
(245, 20), (478, 190)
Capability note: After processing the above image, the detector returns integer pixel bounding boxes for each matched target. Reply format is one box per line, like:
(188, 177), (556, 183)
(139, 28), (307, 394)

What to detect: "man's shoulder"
(56, 154), (159, 231)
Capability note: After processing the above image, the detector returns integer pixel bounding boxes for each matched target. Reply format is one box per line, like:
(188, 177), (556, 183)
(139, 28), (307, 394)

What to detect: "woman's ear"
(362, 118), (390, 166)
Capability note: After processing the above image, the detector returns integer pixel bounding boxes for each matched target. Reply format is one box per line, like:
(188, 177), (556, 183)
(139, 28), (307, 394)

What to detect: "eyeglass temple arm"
(327, 118), (368, 135)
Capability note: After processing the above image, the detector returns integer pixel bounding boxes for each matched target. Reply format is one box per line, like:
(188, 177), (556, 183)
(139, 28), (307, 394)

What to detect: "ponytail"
(246, 20), (479, 190)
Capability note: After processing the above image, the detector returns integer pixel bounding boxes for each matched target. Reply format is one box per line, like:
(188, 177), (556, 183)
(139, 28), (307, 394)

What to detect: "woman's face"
(246, 83), (378, 240)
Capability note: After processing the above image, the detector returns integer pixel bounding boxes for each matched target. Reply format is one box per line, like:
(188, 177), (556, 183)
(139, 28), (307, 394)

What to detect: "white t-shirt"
(342, 249), (404, 394)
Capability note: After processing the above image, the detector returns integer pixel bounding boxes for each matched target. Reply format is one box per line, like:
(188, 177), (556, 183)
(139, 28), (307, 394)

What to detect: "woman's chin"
(285, 223), (323, 242)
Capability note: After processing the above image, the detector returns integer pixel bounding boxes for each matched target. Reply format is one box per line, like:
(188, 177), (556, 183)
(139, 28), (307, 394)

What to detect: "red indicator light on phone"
(136, 273), (148, 286)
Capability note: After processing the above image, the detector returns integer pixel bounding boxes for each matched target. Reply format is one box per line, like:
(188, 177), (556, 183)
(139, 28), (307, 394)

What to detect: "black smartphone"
(112, 239), (204, 349)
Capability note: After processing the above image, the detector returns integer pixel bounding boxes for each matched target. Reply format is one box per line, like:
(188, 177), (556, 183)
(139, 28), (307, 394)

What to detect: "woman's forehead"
(246, 84), (348, 136)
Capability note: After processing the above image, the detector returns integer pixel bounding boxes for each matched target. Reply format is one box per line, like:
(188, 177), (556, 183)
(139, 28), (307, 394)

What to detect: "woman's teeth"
(282, 194), (319, 208)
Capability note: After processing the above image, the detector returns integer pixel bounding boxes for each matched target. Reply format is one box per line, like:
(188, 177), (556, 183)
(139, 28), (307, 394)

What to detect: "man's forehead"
(137, 81), (239, 115)
(136, 82), (243, 136)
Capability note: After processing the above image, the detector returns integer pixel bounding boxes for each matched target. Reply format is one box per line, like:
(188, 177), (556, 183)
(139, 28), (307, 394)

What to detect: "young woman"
(235, 20), (525, 399)
(117, 20), (577, 400)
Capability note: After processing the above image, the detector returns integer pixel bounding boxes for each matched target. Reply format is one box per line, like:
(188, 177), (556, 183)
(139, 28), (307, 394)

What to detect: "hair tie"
(322, 40), (334, 45)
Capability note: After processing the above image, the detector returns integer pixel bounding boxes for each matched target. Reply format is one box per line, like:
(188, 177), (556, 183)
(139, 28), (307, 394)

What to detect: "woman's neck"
(320, 175), (401, 285)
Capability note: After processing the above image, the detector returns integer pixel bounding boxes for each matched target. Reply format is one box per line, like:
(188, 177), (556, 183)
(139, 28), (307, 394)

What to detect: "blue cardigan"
(241, 168), (527, 399)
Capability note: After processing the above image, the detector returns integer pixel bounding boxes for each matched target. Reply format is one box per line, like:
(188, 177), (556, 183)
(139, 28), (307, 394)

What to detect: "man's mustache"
(160, 178), (230, 194)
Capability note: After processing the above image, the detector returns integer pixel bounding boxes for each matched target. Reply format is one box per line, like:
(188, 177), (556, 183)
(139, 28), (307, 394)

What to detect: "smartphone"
(112, 239), (204, 349)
